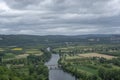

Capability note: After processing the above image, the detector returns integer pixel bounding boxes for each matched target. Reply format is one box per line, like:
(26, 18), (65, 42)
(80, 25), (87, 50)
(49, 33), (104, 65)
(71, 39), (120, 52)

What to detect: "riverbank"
(45, 54), (76, 80)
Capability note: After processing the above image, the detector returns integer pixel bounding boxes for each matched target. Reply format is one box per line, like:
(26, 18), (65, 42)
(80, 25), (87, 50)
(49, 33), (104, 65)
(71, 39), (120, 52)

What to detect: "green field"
(57, 44), (120, 80)
(0, 46), (50, 80)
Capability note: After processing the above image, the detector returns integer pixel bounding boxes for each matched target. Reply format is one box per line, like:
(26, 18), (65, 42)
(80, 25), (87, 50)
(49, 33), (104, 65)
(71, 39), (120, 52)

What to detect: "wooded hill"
(0, 34), (119, 46)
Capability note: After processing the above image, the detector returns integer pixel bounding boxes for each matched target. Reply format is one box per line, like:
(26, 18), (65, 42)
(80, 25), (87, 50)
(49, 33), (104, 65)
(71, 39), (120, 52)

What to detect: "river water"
(45, 54), (76, 80)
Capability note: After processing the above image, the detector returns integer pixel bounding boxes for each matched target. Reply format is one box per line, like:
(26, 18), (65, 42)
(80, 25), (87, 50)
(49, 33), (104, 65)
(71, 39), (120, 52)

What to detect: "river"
(45, 54), (76, 80)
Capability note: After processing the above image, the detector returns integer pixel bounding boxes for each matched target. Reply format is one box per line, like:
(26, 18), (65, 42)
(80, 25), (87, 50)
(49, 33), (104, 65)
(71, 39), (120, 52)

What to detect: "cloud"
(0, 1), (10, 11)
(0, 0), (119, 35)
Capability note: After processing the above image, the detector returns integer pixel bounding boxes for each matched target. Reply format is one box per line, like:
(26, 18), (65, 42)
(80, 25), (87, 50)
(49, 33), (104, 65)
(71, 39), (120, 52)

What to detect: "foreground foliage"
(0, 48), (51, 80)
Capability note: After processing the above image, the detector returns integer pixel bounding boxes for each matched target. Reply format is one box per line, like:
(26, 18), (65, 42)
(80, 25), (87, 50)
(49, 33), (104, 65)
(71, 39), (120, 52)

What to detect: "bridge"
(46, 64), (62, 70)
(49, 67), (61, 70)
(46, 64), (58, 66)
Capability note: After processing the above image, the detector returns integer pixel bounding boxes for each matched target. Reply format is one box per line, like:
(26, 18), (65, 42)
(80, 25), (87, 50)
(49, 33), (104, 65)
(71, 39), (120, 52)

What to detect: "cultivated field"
(66, 53), (116, 60)
(25, 49), (43, 54)
(15, 54), (29, 59)
(77, 53), (116, 59)
(11, 48), (23, 51)
(0, 48), (4, 51)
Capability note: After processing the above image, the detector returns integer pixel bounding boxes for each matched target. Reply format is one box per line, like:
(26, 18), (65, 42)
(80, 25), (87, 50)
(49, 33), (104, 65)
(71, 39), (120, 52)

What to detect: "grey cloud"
(0, 0), (120, 35)
(4, 0), (115, 14)
(4, 0), (42, 9)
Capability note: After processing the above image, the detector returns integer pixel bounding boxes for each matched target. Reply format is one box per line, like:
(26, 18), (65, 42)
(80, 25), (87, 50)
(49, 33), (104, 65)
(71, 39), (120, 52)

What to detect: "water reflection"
(45, 54), (76, 80)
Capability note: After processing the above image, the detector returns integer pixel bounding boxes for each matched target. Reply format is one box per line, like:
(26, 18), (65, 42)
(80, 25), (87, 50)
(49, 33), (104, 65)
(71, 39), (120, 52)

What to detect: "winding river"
(45, 54), (76, 80)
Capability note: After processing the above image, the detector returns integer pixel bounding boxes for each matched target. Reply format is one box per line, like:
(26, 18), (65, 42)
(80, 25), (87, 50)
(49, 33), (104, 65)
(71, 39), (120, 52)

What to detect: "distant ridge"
(0, 34), (119, 46)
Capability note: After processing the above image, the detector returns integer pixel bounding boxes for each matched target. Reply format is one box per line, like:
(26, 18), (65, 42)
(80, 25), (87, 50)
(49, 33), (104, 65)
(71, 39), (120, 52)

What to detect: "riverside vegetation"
(55, 45), (120, 80)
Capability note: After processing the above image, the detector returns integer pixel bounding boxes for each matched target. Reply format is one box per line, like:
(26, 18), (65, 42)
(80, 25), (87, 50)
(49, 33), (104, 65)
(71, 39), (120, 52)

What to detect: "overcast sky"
(0, 0), (120, 35)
